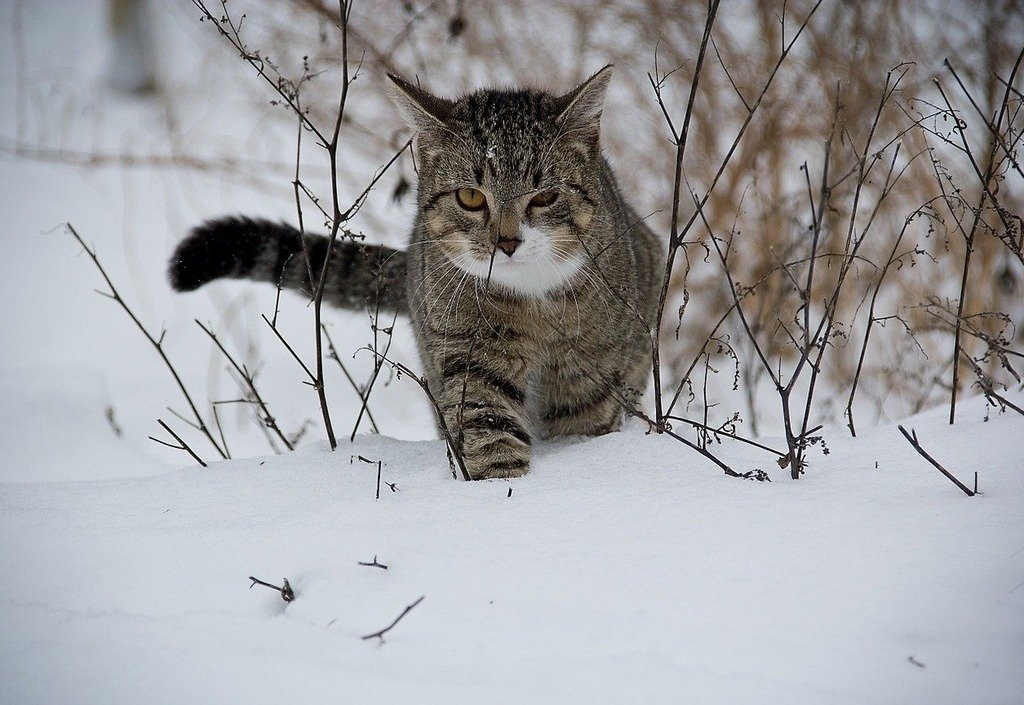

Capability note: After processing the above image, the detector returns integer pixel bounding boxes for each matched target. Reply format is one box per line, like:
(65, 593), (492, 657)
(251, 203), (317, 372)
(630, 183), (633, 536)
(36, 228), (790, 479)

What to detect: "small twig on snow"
(248, 576), (295, 602)
(361, 595), (425, 642)
(357, 555), (388, 570)
(897, 425), (975, 496)
(353, 454), (384, 499)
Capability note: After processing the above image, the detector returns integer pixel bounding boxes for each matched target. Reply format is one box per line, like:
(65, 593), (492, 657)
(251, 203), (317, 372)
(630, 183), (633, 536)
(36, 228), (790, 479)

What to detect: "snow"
(2, 397), (1022, 704)
(1, 2), (1022, 703)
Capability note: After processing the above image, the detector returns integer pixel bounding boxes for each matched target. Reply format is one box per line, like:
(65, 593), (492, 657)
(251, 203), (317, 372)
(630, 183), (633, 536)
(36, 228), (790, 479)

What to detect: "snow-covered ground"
(1, 2), (1022, 703)
(2, 388), (1023, 704)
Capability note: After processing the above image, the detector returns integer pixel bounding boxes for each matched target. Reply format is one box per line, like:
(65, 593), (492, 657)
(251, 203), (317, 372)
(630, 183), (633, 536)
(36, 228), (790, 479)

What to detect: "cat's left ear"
(554, 64), (613, 134)
(385, 73), (453, 133)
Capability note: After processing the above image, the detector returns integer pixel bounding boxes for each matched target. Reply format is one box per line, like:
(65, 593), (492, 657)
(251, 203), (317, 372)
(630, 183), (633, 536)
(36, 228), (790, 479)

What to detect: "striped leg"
(536, 356), (644, 439)
(435, 349), (532, 480)
(538, 376), (625, 438)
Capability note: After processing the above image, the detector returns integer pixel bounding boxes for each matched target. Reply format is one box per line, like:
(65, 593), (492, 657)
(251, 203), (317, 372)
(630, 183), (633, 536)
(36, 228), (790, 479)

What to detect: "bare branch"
(67, 224), (227, 459)
(361, 595), (425, 642)
(897, 425), (975, 496)
(197, 320), (295, 451)
(149, 419), (208, 467)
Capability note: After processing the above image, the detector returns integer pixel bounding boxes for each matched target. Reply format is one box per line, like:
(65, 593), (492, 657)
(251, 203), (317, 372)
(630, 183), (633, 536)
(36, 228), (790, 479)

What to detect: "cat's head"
(386, 66), (613, 298)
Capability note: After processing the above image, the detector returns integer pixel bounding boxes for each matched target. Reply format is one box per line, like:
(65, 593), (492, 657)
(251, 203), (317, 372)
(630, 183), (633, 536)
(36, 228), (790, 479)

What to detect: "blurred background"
(2, 0), (1021, 478)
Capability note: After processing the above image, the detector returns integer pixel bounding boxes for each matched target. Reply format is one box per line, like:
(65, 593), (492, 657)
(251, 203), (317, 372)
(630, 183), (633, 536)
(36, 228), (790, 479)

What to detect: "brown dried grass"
(32, 0), (1022, 432)
(261, 0), (1022, 428)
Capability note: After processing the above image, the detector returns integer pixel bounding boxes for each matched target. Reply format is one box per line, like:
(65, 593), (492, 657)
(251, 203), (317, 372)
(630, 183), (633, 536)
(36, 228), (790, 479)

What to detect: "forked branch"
(197, 320), (295, 451)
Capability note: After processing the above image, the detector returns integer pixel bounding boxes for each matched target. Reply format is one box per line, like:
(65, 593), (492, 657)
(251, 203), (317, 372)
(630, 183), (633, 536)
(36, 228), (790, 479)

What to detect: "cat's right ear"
(385, 74), (452, 133)
(554, 64), (614, 135)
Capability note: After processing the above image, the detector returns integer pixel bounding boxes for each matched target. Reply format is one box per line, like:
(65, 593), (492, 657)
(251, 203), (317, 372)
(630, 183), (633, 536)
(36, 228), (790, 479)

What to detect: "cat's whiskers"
(438, 269), (473, 342)
(449, 245), (500, 305)
(543, 235), (603, 294)
(424, 263), (465, 306)
(544, 252), (585, 337)
(561, 254), (609, 307)
(407, 255), (452, 302)
(408, 251), (470, 322)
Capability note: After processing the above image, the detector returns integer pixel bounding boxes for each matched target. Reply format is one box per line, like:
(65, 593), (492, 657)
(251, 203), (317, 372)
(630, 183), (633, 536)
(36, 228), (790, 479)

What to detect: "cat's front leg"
(436, 351), (532, 480)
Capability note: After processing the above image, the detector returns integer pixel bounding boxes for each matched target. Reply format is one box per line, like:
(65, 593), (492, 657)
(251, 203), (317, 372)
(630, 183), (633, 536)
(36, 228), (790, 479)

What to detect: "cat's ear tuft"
(385, 73), (452, 133)
(554, 64), (614, 133)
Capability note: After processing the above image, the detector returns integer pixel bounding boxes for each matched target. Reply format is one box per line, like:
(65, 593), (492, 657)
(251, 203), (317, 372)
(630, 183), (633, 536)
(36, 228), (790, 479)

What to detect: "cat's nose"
(495, 238), (522, 256)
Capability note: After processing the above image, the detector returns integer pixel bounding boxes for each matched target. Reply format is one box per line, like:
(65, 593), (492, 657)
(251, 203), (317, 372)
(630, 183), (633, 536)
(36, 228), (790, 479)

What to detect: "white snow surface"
(2, 396), (1023, 704)
(1, 2), (1022, 703)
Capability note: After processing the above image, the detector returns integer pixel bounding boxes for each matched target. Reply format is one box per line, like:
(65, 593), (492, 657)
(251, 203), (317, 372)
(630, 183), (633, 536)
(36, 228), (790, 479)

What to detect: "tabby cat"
(169, 66), (663, 479)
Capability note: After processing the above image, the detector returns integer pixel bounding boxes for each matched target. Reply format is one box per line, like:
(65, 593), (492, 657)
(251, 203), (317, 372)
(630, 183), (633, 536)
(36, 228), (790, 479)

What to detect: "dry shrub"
(234, 0), (1022, 433)
(19, 0), (1020, 454)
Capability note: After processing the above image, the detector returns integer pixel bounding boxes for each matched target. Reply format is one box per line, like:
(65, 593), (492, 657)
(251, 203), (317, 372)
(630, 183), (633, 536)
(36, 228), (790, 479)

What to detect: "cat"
(169, 65), (663, 479)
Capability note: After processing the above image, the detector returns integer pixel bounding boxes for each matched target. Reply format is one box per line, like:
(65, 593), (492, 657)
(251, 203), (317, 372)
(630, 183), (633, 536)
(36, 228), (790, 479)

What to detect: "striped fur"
(169, 66), (663, 480)
(169, 217), (407, 313)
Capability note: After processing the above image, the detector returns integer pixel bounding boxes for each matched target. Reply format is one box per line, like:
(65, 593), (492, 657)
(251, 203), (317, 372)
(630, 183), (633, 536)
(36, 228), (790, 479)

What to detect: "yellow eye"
(455, 188), (487, 211)
(529, 190), (559, 208)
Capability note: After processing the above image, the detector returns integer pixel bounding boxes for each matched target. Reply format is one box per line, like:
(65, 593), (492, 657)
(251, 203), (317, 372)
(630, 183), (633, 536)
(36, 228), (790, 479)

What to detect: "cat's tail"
(168, 216), (407, 314)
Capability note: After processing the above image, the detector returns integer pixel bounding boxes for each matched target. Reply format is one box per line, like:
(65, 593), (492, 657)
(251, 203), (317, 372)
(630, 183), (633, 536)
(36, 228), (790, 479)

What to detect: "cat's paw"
(464, 455), (530, 480)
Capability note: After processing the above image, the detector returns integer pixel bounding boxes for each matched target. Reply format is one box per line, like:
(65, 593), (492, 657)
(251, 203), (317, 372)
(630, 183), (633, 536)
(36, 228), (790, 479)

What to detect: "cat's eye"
(529, 190), (559, 209)
(455, 188), (487, 211)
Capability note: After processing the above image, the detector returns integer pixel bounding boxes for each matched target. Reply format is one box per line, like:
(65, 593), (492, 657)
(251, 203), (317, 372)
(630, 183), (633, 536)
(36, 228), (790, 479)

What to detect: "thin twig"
(262, 314), (316, 380)
(68, 224), (227, 459)
(354, 454), (385, 499)
(248, 576), (296, 602)
(897, 425), (975, 496)
(357, 556), (388, 570)
(351, 311), (397, 441)
(197, 320), (295, 451)
(149, 419), (208, 467)
(361, 595), (425, 642)
(937, 45), (1024, 423)
(322, 324), (380, 434)
(933, 81), (994, 427)
(845, 200), (944, 436)
(365, 349), (470, 481)
(665, 415), (786, 457)
(650, 0), (720, 423)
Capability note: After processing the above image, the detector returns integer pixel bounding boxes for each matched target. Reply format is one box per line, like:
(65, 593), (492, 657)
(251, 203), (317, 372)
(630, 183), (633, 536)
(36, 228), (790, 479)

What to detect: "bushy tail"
(168, 217), (407, 314)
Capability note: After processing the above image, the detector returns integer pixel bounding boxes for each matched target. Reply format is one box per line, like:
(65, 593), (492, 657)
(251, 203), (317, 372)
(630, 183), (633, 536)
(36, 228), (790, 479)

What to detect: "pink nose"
(495, 238), (521, 256)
